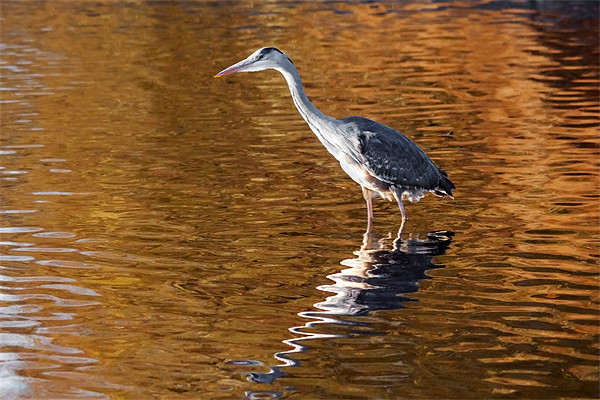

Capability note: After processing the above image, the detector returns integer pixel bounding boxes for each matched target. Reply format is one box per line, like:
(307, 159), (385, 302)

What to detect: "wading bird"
(215, 47), (455, 232)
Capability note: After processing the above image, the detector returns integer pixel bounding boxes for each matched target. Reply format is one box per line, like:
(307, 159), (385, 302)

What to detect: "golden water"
(1, 1), (598, 399)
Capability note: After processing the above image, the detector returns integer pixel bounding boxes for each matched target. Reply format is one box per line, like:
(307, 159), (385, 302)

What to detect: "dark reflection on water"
(234, 230), (453, 397)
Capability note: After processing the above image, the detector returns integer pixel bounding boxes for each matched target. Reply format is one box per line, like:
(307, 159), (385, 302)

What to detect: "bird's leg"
(392, 188), (408, 222)
(362, 186), (374, 233)
(397, 218), (406, 239)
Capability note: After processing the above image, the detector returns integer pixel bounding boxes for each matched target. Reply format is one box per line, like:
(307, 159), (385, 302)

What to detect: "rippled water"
(1, 1), (598, 399)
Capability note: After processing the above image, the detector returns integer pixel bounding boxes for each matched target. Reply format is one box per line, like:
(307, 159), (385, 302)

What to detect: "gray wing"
(342, 116), (454, 195)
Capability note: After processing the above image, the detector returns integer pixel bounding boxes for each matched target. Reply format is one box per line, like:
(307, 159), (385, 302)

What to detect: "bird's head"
(214, 47), (294, 77)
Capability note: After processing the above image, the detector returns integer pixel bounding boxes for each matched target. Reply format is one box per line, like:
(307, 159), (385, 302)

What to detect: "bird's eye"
(258, 54), (264, 60)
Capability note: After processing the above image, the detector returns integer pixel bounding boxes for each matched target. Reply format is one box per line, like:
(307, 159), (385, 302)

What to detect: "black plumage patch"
(261, 47), (294, 65)
(261, 47), (278, 55)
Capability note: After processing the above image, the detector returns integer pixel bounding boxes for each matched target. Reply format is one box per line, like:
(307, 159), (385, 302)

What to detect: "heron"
(215, 47), (455, 232)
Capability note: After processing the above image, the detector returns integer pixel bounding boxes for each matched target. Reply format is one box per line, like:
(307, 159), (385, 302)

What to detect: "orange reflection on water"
(0, 1), (598, 399)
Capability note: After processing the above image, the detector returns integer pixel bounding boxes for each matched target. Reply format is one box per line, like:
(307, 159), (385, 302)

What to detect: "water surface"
(1, 1), (598, 399)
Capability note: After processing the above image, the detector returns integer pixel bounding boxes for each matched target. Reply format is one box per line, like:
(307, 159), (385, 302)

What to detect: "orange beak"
(214, 59), (250, 78)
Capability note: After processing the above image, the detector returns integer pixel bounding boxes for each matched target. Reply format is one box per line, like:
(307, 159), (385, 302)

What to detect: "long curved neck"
(276, 64), (337, 135)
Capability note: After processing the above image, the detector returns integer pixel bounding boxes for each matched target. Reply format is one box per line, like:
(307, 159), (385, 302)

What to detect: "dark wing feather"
(342, 116), (455, 196)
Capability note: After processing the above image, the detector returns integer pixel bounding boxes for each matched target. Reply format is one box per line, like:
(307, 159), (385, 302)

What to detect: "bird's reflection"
(236, 228), (453, 395)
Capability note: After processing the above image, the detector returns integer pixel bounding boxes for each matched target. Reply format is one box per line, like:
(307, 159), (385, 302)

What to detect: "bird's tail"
(433, 169), (455, 198)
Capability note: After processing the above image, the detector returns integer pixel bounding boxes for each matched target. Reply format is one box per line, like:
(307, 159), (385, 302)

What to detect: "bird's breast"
(338, 155), (393, 200)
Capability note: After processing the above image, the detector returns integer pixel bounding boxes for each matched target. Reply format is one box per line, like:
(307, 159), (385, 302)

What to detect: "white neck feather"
(275, 63), (339, 144)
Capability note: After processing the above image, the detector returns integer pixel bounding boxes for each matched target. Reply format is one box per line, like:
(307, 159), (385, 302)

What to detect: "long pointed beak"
(214, 59), (250, 78)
